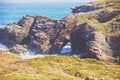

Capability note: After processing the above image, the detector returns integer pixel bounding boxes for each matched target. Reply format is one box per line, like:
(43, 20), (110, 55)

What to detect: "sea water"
(0, 2), (86, 26)
(0, 2), (87, 58)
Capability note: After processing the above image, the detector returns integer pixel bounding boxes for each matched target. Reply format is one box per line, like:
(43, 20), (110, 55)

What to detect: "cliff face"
(70, 23), (114, 62)
(70, 0), (120, 62)
(0, 0), (120, 63)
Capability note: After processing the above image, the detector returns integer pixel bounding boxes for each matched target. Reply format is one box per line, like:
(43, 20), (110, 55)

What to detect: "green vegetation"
(76, 10), (111, 36)
(0, 51), (120, 80)
(75, 0), (120, 36)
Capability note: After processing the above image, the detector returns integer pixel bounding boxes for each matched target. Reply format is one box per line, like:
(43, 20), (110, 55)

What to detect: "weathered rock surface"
(72, 3), (102, 13)
(27, 16), (75, 54)
(0, 14), (75, 54)
(70, 23), (115, 62)
(9, 44), (28, 55)
(86, 31), (115, 61)
(97, 11), (120, 22)
(0, 15), (35, 48)
(70, 23), (95, 54)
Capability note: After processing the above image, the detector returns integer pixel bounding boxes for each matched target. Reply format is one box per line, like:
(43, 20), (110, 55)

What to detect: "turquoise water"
(0, 2), (85, 26)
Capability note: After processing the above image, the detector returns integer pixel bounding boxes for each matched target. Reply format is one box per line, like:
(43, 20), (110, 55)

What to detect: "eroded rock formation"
(0, 0), (120, 63)
(70, 23), (115, 62)
(0, 14), (76, 54)
(0, 15), (35, 48)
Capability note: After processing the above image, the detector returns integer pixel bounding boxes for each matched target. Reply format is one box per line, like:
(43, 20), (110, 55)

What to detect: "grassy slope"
(0, 51), (120, 80)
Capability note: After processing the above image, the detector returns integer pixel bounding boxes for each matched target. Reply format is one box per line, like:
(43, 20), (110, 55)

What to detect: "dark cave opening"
(70, 29), (87, 54)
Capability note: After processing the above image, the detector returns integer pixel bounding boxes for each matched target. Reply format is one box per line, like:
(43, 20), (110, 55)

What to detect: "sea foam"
(0, 42), (80, 59)
(0, 43), (9, 50)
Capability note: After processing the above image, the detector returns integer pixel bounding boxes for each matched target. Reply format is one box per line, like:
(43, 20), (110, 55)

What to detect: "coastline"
(0, 0), (120, 79)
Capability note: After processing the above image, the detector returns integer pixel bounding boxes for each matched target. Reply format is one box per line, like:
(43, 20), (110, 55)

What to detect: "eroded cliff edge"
(0, 0), (120, 63)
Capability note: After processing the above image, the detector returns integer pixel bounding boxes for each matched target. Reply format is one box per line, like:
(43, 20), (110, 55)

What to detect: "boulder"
(97, 11), (120, 22)
(71, 3), (103, 13)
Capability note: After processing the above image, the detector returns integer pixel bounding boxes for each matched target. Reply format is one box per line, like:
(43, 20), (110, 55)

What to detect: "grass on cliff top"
(75, 0), (120, 37)
(89, 0), (120, 10)
(75, 8), (120, 36)
(0, 51), (120, 80)
(76, 10), (109, 32)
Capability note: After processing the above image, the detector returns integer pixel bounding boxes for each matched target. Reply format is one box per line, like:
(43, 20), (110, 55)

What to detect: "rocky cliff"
(70, 0), (120, 63)
(0, 0), (120, 63)
(0, 14), (76, 55)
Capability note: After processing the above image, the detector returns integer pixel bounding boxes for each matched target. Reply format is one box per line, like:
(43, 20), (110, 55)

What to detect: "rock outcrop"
(71, 1), (114, 13)
(0, 15), (75, 54)
(86, 31), (114, 62)
(97, 11), (120, 22)
(70, 23), (115, 62)
(70, 23), (95, 54)
(0, 0), (120, 63)
(27, 16), (75, 54)
(0, 15), (35, 48)
(71, 0), (120, 63)
(72, 3), (102, 13)
(9, 44), (28, 55)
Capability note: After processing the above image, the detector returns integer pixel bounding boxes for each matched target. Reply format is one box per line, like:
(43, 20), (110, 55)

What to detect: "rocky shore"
(0, 0), (120, 64)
